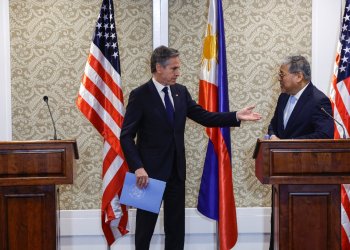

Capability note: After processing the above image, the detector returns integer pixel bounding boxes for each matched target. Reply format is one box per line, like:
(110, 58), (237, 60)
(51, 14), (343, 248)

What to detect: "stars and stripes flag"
(76, 0), (129, 245)
(330, 0), (350, 249)
(197, 0), (238, 249)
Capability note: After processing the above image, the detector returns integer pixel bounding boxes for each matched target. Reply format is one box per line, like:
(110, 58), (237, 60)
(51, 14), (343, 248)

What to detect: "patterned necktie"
(162, 87), (175, 125)
(284, 95), (297, 128)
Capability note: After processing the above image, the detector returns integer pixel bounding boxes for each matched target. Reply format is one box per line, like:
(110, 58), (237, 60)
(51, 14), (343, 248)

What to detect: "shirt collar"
(152, 78), (168, 93)
(292, 82), (309, 100)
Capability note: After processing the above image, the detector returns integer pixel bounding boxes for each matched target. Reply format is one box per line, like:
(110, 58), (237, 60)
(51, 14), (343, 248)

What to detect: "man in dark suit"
(267, 55), (334, 249)
(268, 55), (334, 140)
(120, 45), (261, 250)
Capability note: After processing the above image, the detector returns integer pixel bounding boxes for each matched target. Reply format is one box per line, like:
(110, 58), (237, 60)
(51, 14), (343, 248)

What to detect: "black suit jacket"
(268, 82), (334, 139)
(120, 80), (240, 181)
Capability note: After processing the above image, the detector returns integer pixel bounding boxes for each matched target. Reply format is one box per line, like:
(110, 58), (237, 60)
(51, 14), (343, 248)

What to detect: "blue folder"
(120, 172), (166, 214)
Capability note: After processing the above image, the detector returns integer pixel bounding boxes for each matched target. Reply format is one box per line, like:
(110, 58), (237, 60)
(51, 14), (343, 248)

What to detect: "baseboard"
(60, 207), (271, 250)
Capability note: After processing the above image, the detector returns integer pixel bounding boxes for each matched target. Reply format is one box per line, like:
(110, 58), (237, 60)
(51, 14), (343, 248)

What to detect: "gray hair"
(150, 46), (180, 73)
(282, 55), (311, 81)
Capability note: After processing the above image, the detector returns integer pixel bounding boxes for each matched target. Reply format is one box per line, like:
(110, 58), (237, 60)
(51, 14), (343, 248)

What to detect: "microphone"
(321, 107), (346, 139)
(43, 96), (58, 140)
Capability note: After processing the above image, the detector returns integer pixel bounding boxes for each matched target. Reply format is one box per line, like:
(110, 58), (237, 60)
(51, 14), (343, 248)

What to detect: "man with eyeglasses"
(266, 55), (334, 249)
(268, 55), (333, 140)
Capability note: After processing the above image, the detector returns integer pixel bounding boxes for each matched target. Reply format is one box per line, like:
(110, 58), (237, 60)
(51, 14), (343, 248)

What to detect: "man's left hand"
(237, 105), (262, 121)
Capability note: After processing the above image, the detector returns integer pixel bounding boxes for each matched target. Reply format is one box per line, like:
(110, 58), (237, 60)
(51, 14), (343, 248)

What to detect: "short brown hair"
(150, 46), (180, 73)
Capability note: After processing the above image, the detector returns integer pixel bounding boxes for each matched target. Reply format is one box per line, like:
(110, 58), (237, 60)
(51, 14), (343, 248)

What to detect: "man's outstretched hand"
(236, 105), (262, 121)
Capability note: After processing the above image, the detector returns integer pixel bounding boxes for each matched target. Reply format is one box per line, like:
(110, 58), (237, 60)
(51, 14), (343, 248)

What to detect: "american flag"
(197, 0), (238, 249)
(330, 0), (350, 249)
(76, 0), (129, 245)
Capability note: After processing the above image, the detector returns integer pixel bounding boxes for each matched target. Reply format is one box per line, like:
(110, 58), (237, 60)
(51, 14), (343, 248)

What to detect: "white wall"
(153, 0), (168, 48)
(59, 207), (271, 250)
(0, 0), (12, 141)
(312, 0), (342, 94)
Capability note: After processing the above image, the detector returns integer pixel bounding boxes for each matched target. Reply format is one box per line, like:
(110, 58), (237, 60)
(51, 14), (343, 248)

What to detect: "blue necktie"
(162, 87), (174, 125)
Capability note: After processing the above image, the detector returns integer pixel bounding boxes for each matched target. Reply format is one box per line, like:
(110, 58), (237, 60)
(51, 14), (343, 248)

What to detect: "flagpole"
(216, 222), (220, 250)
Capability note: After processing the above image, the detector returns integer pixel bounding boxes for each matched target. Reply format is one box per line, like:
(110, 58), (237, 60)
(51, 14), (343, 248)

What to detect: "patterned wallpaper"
(10, 0), (311, 209)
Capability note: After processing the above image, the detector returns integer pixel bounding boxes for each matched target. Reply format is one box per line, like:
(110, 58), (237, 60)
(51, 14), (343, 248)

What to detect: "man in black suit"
(120, 45), (261, 250)
(267, 55), (334, 249)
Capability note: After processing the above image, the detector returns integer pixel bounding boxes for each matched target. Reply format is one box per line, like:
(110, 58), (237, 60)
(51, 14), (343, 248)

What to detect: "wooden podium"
(0, 140), (78, 250)
(254, 139), (350, 250)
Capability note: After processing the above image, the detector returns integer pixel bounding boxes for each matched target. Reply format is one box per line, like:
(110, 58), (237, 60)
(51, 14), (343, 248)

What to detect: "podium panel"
(0, 140), (78, 186)
(254, 139), (350, 250)
(0, 185), (56, 250)
(276, 184), (340, 250)
(0, 140), (78, 250)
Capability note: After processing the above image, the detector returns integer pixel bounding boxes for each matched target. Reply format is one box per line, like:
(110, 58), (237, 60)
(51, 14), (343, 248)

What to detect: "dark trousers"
(135, 167), (185, 250)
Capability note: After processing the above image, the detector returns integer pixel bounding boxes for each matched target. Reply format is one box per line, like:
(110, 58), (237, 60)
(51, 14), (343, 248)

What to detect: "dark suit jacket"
(120, 79), (240, 181)
(268, 82), (334, 139)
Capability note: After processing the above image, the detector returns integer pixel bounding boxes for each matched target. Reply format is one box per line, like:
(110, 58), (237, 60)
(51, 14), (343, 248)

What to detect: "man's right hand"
(270, 135), (280, 140)
(135, 168), (149, 189)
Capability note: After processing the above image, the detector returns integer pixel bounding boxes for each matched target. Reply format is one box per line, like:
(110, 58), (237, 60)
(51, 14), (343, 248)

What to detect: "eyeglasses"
(278, 72), (289, 79)
(278, 71), (300, 79)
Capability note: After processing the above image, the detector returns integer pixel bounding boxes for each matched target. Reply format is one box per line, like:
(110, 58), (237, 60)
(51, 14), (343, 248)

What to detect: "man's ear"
(155, 63), (163, 73)
(296, 71), (304, 82)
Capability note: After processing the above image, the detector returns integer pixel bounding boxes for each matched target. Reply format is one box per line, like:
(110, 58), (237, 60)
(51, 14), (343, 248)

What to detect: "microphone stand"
(43, 96), (58, 140)
(321, 107), (347, 139)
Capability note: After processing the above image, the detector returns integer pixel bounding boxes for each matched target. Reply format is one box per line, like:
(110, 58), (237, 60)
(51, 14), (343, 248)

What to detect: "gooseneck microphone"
(43, 96), (58, 140)
(321, 107), (346, 139)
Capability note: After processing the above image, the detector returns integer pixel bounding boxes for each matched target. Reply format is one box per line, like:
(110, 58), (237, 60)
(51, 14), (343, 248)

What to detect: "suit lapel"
(147, 81), (170, 125)
(170, 84), (181, 127)
(284, 83), (313, 131)
(278, 94), (289, 136)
